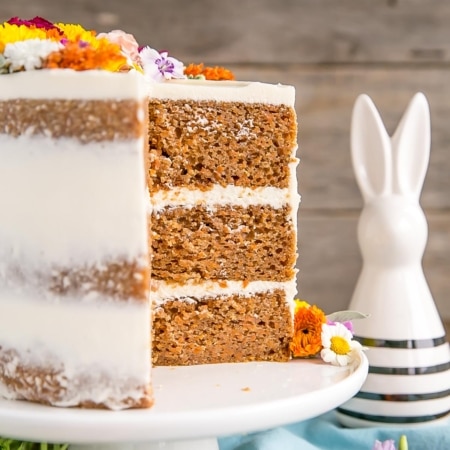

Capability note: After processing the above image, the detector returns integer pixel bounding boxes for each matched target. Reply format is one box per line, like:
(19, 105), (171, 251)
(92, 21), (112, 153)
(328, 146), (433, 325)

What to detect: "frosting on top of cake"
(0, 69), (147, 99)
(150, 79), (295, 106)
(0, 17), (296, 106)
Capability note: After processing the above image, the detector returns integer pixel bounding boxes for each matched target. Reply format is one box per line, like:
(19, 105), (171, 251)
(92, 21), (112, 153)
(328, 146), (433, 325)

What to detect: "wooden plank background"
(1, 0), (449, 324)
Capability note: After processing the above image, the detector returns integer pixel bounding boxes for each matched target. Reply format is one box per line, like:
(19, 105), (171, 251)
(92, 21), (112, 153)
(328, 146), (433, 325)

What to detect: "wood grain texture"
(298, 213), (450, 322)
(2, 0), (450, 64)
(0, 0), (449, 320)
(231, 66), (450, 211)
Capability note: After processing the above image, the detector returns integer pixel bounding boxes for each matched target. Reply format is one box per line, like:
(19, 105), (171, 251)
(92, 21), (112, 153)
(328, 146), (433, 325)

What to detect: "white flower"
(4, 39), (63, 72)
(139, 46), (185, 82)
(320, 322), (363, 367)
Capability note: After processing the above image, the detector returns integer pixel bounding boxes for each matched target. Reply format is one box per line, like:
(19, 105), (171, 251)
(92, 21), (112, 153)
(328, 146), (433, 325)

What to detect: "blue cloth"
(218, 411), (450, 450)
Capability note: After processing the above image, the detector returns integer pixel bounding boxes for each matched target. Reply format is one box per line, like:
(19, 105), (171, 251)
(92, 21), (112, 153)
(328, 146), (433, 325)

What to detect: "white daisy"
(4, 39), (63, 72)
(320, 322), (362, 367)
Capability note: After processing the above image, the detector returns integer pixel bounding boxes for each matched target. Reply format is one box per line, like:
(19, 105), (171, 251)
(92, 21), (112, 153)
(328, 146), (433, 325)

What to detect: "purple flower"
(326, 319), (354, 334)
(372, 439), (396, 450)
(139, 46), (185, 82)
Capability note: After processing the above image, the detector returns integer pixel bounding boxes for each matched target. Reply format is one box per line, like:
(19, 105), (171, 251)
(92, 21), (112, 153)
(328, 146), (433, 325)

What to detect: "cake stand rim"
(0, 354), (368, 444)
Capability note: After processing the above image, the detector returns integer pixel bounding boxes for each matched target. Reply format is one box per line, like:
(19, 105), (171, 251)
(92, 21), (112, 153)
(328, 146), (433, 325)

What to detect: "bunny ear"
(351, 94), (392, 202)
(391, 92), (431, 199)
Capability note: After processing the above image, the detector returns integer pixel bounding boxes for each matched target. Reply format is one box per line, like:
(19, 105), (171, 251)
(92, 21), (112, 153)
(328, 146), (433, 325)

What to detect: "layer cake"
(0, 17), (299, 410)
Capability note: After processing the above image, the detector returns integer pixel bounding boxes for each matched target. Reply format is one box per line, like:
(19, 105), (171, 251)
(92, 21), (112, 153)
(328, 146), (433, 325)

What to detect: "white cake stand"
(0, 354), (368, 450)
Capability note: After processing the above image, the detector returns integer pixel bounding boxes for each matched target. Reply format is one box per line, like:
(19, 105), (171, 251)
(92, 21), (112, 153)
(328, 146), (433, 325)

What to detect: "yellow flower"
(0, 23), (48, 52)
(55, 23), (98, 46)
(290, 300), (326, 358)
(294, 299), (310, 313)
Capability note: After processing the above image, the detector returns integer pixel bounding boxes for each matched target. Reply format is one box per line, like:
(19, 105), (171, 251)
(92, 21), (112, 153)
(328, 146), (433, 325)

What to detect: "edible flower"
(4, 39), (62, 72)
(372, 435), (408, 450)
(290, 299), (367, 366)
(185, 62), (235, 80)
(97, 29), (140, 65)
(7, 16), (62, 33)
(327, 317), (354, 333)
(321, 321), (362, 367)
(0, 17), (132, 73)
(372, 440), (396, 450)
(290, 299), (326, 358)
(55, 23), (97, 46)
(139, 46), (185, 82)
(44, 39), (128, 72)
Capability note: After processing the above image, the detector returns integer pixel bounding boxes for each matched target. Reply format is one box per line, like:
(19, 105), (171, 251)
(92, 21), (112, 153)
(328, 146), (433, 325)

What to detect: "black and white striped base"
(336, 335), (450, 427)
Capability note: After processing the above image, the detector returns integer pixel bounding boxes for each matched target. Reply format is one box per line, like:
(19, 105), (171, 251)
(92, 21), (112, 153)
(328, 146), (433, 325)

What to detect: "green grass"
(0, 438), (69, 450)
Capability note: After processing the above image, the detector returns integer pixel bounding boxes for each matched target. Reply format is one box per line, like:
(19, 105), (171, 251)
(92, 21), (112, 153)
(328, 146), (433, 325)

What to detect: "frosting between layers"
(151, 159), (300, 211)
(152, 184), (290, 211)
(0, 134), (148, 265)
(151, 279), (297, 309)
(0, 69), (148, 100)
(149, 79), (296, 106)
(150, 92), (300, 310)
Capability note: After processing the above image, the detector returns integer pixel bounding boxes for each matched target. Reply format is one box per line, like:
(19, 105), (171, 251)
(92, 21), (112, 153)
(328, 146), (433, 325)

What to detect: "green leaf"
(326, 310), (369, 322)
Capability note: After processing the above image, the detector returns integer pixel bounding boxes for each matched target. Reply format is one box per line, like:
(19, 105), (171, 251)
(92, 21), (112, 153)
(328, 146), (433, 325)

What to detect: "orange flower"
(290, 301), (326, 358)
(44, 39), (128, 72)
(184, 63), (235, 81)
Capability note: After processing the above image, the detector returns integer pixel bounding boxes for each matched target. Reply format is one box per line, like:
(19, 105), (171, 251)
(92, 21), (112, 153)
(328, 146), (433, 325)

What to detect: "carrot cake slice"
(147, 79), (299, 365)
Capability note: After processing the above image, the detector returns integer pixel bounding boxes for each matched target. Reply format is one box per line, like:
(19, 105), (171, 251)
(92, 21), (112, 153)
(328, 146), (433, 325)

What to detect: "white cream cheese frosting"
(0, 69), (147, 100)
(0, 134), (147, 266)
(0, 293), (151, 409)
(149, 79), (296, 106)
(152, 279), (297, 309)
(0, 69), (151, 409)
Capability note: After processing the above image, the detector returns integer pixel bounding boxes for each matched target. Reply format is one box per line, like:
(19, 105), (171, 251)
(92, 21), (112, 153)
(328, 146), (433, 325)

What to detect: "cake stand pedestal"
(0, 355), (368, 450)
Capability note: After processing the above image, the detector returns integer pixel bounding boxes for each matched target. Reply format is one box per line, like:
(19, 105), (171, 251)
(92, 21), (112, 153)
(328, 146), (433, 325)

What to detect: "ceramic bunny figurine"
(337, 93), (450, 428)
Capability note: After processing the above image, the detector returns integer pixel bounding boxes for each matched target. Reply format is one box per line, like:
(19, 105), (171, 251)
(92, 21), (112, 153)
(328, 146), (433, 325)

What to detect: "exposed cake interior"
(148, 79), (299, 365)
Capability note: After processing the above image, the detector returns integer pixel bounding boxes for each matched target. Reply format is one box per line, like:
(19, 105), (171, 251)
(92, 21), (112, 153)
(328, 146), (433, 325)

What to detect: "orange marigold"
(290, 303), (327, 358)
(184, 63), (235, 81)
(43, 39), (128, 72)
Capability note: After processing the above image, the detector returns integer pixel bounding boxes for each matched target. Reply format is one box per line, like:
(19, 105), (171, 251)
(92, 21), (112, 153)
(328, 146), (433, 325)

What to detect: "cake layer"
(0, 99), (144, 142)
(0, 257), (149, 302)
(151, 204), (297, 283)
(0, 135), (148, 266)
(151, 279), (297, 306)
(0, 294), (152, 409)
(148, 99), (297, 190)
(152, 289), (293, 366)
